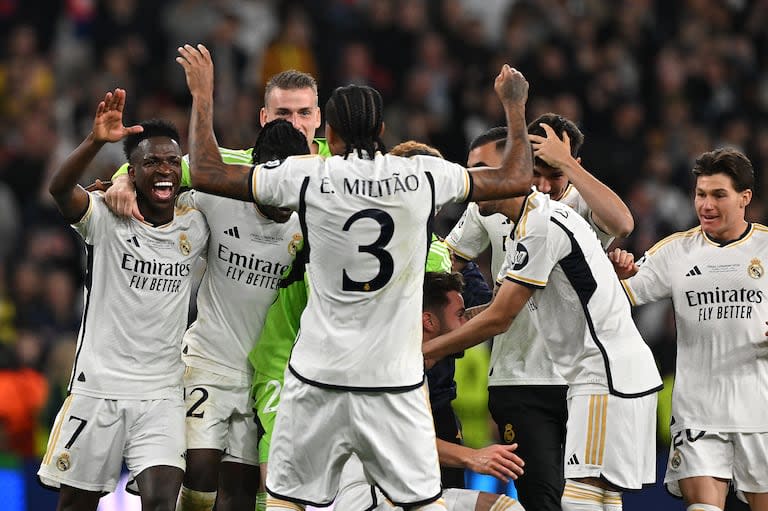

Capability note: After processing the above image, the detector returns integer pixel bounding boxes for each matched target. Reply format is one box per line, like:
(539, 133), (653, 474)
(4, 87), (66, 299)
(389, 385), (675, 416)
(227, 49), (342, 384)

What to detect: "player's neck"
(137, 195), (175, 226)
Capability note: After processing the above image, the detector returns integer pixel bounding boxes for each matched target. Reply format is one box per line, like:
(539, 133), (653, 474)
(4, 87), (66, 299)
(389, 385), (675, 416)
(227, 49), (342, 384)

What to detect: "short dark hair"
(264, 69), (318, 106)
(527, 113), (584, 159)
(692, 147), (754, 192)
(389, 140), (443, 158)
(423, 272), (465, 312)
(251, 119), (310, 164)
(469, 126), (507, 153)
(123, 119), (180, 161)
(325, 84), (386, 160)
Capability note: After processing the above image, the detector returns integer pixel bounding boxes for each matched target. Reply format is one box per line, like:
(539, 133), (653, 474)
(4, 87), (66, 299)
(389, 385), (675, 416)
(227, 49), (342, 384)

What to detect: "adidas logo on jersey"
(224, 226), (241, 238)
(126, 235), (140, 248)
(566, 454), (579, 465)
(685, 265), (702, 277)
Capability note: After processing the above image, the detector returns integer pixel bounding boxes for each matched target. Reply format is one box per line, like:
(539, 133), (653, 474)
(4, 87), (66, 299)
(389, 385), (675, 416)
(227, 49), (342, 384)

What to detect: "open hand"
(494, 65), (528, 105)
(466, 443), (525, 482)
(92, 88), (143, 144)
(176, 44), (214, 98)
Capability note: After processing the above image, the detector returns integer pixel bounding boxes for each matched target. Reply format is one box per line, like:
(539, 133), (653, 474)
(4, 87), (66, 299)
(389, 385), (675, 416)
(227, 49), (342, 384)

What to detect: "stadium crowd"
(0, 0), (767, 509)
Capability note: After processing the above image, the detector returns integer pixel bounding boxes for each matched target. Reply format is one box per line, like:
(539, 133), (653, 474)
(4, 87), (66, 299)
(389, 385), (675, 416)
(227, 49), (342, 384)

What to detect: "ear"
(742, 189), (753, 208)
(422, 311), (438, 334)
(128, 165), (136, 183)
(259, 107), (268, 127)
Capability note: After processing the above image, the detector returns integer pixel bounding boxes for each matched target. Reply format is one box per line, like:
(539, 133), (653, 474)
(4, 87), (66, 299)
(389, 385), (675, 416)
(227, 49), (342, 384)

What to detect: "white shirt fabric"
(252, 152), (471, 389)
(179, 190), (302, 383)
(623, 223), (768, 431)
(501, 191), (661, 397)
(69, 192), (209, 399)
(447, 184), (614, 386)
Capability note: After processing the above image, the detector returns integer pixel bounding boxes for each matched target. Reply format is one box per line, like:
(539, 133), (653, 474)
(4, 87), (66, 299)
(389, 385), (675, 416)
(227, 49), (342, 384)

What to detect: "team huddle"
(37, 43), (767, 511)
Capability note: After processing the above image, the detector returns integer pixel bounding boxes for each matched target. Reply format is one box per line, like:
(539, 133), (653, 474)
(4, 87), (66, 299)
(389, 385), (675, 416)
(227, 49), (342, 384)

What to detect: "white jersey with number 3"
(70, 192), (209, 399)
(622, 224), (768, 431)
(252, 152), (471, 389)
(500, 191), (661, 397)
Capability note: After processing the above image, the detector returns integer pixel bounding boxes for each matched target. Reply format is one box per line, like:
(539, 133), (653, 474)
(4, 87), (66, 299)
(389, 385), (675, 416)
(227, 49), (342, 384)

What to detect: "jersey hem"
(288, 364), (425, 392)
(265, 485), (335, 507)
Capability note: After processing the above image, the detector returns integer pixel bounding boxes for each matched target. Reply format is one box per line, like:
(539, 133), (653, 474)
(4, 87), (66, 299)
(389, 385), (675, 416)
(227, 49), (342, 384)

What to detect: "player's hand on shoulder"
(176, 44), (214, 97)
(105, 174), (144, 221)
(529, 123), (573, 170)
(494, 65), (528, 105)
(608, 248), (638, 280)
(92, 88), (143, 144)
(468, 443), (524, 482)
(85, 179), (111, 192)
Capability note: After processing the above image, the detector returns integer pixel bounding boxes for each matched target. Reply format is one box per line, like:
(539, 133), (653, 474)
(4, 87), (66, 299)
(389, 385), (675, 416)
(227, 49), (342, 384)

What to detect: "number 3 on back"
(342, 209), (394, 292)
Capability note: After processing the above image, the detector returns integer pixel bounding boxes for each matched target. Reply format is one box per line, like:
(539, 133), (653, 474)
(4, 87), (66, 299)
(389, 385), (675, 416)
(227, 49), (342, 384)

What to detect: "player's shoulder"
(646, 226), (702, 256)
(514, 190), (550, 238)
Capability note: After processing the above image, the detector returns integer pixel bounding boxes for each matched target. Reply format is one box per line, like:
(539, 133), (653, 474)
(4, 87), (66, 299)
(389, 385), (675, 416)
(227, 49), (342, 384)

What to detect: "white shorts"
(183, 366), (259, 465)
(38, 394), (186, 493)
(266, 369), (442, 507)
(336, 454), (480, 510)
(665, 429), (768, 499)
(564, 393), (657, 490)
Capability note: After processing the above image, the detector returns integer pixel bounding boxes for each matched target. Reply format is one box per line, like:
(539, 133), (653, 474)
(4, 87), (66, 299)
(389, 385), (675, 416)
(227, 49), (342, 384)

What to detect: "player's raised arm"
(468, 66), (533, 201)
(176, 44), (252, 202)
(49, 88), (143, 223)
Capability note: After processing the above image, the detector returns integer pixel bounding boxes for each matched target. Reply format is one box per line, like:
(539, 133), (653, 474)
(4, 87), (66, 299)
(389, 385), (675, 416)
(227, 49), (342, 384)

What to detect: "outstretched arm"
(49, 88), (143, 223)
(530, 123), (634, 238)
(423, 279), (532, 362)
(176, 44), (252, 201)
(468, 66), (533, 201)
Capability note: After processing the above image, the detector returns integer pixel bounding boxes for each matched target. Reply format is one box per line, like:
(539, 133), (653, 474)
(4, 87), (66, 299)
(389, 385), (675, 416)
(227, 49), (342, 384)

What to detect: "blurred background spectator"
(1, 1), (766, 509)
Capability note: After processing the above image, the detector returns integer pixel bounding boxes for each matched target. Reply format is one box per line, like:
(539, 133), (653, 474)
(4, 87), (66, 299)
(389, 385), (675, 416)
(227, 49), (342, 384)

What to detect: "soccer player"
(170, 119), (309, 511)
(38, 88), (208, 511)
(333, 271), (526, 511)
(105, 69), (330, 220)
(424, 173), (662, 511)
(609, 148), (768, 511)
(445, 116), (634, 511)
(176, 43), (532, 511)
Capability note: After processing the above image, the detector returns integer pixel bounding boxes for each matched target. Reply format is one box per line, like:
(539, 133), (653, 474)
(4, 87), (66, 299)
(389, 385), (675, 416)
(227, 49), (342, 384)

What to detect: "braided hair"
(325, 85), (386, 160)
(251, 119), (310, 164)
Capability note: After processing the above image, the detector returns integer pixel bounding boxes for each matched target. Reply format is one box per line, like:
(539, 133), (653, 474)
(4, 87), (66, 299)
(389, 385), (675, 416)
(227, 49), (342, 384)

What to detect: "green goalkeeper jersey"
(111, 138), (331, 184)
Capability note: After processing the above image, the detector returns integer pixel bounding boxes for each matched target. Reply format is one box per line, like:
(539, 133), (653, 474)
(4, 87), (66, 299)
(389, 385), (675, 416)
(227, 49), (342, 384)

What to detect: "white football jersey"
(179, 191), (302, 382)
(69, 193), (209, 399)
(252, 152), (471, 389)
(501, 191), (661, 397)
(622, 224), (768, 431)
(447, 185), (613, 385)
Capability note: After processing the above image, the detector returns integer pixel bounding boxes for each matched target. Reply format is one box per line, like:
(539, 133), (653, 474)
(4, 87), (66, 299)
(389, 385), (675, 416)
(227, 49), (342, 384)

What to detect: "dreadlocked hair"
(251, 119), (310, 164)
(325, 85), (386, 160)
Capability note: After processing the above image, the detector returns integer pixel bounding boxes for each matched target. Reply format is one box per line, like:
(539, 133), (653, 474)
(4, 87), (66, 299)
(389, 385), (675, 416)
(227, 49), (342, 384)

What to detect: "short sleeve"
(445, 203), (490, 262)
(71, 192), (109, 244)
(504, 210), (562, 289)
(621, 245), (673, 306)
(252, 155), (320, 209)
(418, 156), (471, 208)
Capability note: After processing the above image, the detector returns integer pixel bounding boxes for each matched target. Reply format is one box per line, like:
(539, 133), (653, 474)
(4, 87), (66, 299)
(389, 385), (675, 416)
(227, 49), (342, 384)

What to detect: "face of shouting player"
(129, 136), (182, 222)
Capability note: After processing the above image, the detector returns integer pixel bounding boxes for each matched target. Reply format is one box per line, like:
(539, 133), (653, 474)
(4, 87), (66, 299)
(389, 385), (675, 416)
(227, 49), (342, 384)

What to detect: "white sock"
(177, 486), (216, 511)
(686, 505), (722, 511)
(562, 480), (604, 511)
(489, 494), (525, 511)
(603, 489), (622, 511)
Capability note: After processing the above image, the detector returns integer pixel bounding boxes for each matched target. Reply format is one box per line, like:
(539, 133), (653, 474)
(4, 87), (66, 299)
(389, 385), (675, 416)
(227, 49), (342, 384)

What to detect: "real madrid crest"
(179, 233), (191, 256)
(748, 258), (763, 279)
(503, 424), (516, 443)
(288, 233), (303, 256)
(56, 452), (71, 471)
(670, 449), (682, 470)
